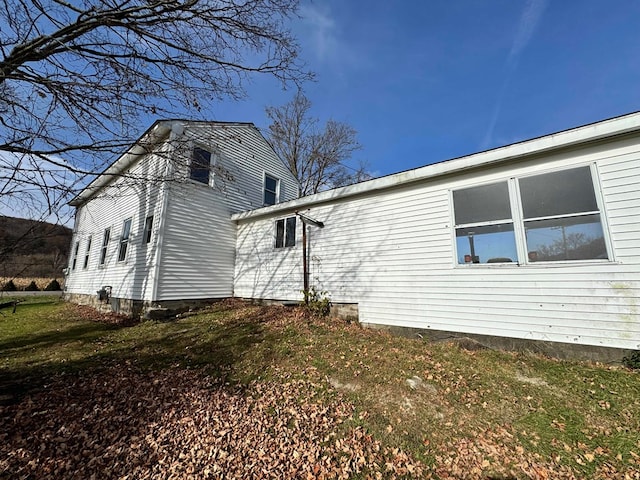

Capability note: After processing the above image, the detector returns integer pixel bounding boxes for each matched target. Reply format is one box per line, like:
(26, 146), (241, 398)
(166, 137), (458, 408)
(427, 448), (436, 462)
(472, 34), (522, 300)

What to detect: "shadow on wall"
(235, 200), (391, 306)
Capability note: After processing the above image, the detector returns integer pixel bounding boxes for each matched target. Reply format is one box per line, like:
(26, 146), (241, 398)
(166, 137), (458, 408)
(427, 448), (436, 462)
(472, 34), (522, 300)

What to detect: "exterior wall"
(234, 135), (640, 352)
(154, 123), (298, 301)
(64, 142), (169, 302)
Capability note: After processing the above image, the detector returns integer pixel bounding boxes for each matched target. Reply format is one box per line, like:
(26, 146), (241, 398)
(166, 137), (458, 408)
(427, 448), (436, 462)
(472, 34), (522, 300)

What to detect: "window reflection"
(455, 224), (517, 264)
(525, 214), (606, 261)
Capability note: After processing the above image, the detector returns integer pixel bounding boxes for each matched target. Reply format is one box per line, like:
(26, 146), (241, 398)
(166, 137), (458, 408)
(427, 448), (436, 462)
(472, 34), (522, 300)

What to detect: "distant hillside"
(0, 216), (72, 278)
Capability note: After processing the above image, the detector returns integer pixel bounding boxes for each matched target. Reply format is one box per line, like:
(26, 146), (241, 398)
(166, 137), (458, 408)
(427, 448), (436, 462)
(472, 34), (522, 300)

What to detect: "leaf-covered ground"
(0, 298), (639, 479)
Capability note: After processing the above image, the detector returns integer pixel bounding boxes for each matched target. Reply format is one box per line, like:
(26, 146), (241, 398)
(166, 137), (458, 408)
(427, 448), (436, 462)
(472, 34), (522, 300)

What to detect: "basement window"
(99, 228), (110, 266)
(83, 236), (92, 269)
(190, 147), (211, 185)
(118, 218), (132, 262)
(275, 216), (296, 248)
(452, 165), (609, 265)
(264, 174), (279, 206)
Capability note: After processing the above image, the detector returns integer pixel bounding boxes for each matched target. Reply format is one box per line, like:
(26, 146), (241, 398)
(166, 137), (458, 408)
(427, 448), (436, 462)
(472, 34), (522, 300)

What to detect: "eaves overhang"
(232, 110), (640, 223)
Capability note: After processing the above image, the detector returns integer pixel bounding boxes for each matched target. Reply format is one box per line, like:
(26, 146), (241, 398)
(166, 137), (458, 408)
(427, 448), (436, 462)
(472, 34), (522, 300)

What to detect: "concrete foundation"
(362, 323), (633, 364)
(63, 292), (632, 363)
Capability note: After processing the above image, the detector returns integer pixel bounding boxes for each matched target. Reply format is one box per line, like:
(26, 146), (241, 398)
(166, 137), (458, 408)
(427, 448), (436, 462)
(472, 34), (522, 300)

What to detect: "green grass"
(1, 299), (639, 478)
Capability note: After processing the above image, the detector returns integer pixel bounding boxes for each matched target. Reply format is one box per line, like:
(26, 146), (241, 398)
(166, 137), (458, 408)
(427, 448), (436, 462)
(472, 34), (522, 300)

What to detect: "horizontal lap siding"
(156, 124), (298, 301)
(65, 151), (167, 301)
(235, 136), (640, 350)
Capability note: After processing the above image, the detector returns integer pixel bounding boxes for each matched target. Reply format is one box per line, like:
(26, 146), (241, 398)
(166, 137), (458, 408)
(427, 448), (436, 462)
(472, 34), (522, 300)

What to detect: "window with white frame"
(452, 165), (608, 265)
(99, 228), (110, 266)
(275, 216), (296, 248)
(118, 218), (132, 262)
(83, 236), (92, 269)
(190, 147), (211, 185)
(142, 215), (153, 245)
(71, 241), (79, 270)
(264, 174), (279, 206)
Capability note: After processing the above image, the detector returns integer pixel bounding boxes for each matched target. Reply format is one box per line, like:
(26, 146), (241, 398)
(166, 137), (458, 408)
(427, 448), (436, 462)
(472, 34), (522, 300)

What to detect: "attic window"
(275, 217), (296, 248)
(452, 165), (609, 265)
(190, 147), (211, 185)
(264, 174), (279, 206)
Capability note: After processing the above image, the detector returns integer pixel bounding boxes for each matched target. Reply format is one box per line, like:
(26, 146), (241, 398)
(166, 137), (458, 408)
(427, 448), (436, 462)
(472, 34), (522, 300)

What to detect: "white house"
(65, 113), (640, 361)
(64, 120), (298, 315)
(232, 112), (640, 361)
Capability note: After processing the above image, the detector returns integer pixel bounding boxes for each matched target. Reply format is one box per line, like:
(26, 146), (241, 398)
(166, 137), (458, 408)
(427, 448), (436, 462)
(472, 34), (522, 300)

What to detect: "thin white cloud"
(482, 0), (549, 149)
(299, 4), (340, 63)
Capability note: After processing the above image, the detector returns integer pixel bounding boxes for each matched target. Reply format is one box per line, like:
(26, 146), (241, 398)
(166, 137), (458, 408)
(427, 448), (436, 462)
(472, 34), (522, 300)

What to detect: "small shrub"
(2, 280), (17, 291)
(44, 279), (62, 291)
(24, 280), (40, 291)
(301, 287), (331, 318)
(622, 350), (640, 370)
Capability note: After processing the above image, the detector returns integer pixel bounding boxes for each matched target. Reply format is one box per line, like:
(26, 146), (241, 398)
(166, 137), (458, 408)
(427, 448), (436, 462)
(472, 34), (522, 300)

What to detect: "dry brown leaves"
(65, 303), (138, 326)
(0, 367), (423, 479)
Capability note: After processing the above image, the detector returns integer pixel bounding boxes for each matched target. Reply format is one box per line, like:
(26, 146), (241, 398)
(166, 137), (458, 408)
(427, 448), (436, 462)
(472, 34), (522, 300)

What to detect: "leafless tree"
(0, 0), (310, 217)
(266, 91), (368, 196)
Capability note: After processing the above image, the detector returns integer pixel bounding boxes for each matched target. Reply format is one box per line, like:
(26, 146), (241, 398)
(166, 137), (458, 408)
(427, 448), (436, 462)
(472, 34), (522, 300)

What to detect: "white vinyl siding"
(235, 135), (640, 351)
(64, 140), (168, 301)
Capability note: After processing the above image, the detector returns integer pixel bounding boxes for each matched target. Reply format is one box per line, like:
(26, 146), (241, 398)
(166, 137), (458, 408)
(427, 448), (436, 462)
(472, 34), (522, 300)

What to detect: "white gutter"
(232, 111), (640, 222)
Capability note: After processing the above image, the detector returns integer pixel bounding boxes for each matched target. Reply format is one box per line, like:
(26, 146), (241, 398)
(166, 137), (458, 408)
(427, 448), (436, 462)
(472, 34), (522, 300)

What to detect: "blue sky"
(204, 0), (640, 178)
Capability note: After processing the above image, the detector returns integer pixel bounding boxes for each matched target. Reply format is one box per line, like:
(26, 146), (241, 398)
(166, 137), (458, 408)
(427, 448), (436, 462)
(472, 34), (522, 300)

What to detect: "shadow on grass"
(0, 304), (284, 407)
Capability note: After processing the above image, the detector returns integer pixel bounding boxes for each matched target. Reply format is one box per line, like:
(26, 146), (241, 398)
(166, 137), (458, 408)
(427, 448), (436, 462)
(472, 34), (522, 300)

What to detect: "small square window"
(275, 216), (296, 248)
(264, 174), (279, 206)
(190, 147), (211, 184)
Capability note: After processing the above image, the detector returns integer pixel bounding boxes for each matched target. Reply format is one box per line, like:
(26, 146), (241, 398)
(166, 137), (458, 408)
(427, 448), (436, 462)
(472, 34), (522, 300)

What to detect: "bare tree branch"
(0, 0), (311, 216)
(266, 91), (368, 196)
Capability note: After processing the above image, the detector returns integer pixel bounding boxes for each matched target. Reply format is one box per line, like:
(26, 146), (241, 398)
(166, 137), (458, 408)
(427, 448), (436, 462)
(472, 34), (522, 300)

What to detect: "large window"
(118, 218), (132, 262)
(264, 174), (279, 206)
(452, 165), (608, 265)
(83, 236), (92, 269)
(99, 228), (110, 266)
(453, 181), (517, 264)
(190, 147), (211, 185)
(275, 216), (296, 248)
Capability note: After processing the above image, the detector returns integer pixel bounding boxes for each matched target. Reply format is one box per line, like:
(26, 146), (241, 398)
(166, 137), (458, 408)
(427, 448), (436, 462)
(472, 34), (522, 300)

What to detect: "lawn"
(1, 297), (639, 479)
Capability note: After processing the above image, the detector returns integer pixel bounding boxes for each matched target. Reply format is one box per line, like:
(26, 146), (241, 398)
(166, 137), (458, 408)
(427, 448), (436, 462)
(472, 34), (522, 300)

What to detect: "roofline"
(232, 110), (640, 222)
(69, 119), (258, 207)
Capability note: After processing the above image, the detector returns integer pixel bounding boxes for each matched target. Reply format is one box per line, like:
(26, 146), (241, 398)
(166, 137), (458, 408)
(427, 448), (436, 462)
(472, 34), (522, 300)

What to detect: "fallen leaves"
(0, 366), (423, 479)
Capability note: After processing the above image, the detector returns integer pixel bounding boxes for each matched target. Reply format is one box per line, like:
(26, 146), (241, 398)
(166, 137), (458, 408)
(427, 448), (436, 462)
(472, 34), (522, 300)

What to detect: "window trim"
(83, 236), (92, 269)
(264, 173), (280, 206)
(142, 215), (154, 245)
(71, 241), (79, 271)
(117, 218), (132, 262)
(451, 163), (612, 267)
(99, 227), (110, 266)
(189, 145), (213, 186)
(275, 216), (296, 249)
